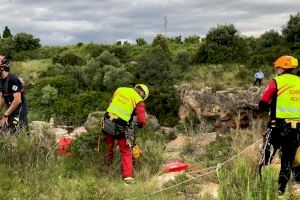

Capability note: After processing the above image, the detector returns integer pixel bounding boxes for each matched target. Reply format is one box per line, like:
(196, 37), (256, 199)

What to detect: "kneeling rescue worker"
(0, 55), (28, 133)
(258, 55), (300, 195)
(102, 84), (149, 183)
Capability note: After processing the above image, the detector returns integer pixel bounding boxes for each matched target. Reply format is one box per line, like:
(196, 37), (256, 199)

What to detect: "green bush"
(175, 50), (192, 71)
(147, 86), (179, 126)
(95, 50), (121, 68)
(14, 32), (41, 52)
(34, 75), (80, 94)
(152, 34), (172, 60)
(41, 85), (58, 105)
(53, 51), (85, 66)
(102, 66), (134, 90)
(83, 43), (105, 58)
(136, 47), (173, 86)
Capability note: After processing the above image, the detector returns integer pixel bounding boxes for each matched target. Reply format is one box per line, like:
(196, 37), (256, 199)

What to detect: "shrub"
(175, 49), (192, 71)
(152, 34), (172, 60)
(84, 43), (105, 58)
(41, 85), (58, 105)
(34, 75), (80, 95)
(147, 86), (179, 126)
(95, 50), (121, 68)
(53, 51), (85, 66)
(102, 66), (134, 90)
(136, 47), (173, 86)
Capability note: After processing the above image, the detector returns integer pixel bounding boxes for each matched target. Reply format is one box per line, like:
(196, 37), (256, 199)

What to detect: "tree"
(282, 12), (300, 50)
(136, 38), (147, 46)
(152, 34), (172, 60)
(2, 26), (12, 38)
(168, 36), (183, 44)
(175, 50), (192, 71)
(248, 30), (290, 67)
(184, 35), (200, 44)
(198, 24), (247, 63)
(136, 46), (173, 86)
(0, 37), (15, 57)
(14, 32), (41, 52)
(257, 30), (283, 49)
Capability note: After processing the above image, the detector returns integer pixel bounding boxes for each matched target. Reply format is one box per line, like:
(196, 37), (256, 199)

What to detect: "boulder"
(47, 128), (68, 141)
(155, 171), (184, 187)
(70, 126), (88, 137)
(29, 121), (53, 136)
(198, 182), (219, 199)
(179, 87), (263, 130)
(84, 111), (105, 131)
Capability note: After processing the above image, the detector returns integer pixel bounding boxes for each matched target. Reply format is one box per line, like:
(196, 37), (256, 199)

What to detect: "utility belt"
(102, 112), (128, 136)
(270, 119), (300, 129)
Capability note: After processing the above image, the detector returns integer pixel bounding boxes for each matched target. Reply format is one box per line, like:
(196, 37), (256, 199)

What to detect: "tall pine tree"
(2, 26), (12, 38)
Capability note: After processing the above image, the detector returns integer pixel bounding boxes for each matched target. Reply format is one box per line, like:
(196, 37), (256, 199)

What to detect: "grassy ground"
(179, 63), (273, 91)
(11, 59), (51, 83)
(2, 59), (292, 199)
(0, 124), (294, 200)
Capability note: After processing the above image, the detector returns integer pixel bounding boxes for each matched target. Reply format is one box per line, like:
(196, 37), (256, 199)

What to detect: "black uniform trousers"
(275, 123), (300, 193)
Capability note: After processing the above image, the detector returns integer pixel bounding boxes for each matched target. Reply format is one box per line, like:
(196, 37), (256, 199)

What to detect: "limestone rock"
(155, 171), (184, 187)
(47, 128), (68, 140)
(70, 126), (88, 137)
(198, 182), (219, 199)
(29, 121), (53, 135)
(84, 111), (105, 131)
(179, 86), (263, 130)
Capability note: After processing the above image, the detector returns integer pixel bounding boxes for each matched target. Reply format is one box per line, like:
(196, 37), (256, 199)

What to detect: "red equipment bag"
(162, 160), (189, 173)
(57, 136), (73, 156)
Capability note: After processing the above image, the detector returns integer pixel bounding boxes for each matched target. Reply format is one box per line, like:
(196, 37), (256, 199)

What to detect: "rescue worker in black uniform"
(0, 56), (28, 133)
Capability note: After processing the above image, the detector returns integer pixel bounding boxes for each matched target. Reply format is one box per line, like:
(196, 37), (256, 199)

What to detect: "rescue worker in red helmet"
(0, 56), (28, 133)
(258, 55), (300, 195)
(102, 84), (149, 183)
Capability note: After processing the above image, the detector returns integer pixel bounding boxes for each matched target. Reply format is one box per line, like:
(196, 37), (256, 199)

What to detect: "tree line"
(2, 12), (300, 127)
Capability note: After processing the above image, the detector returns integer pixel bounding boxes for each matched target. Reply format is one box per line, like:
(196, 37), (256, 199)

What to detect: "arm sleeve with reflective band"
(135, 102), (147, 127)
(259, 80), (277, 112)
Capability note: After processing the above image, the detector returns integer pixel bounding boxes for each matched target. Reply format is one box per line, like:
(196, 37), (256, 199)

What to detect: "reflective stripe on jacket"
(274, 74), (300, 119)
(106, 87), (143, 122)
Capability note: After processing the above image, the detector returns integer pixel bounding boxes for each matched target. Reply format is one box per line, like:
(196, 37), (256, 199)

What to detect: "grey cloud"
(1, 0), (299, 45)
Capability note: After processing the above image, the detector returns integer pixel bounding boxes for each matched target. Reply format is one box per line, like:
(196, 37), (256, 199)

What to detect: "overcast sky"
(0, 0), (299, 45)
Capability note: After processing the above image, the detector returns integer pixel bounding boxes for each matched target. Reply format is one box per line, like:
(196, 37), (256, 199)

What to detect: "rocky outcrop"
(29, 120), (54, 136)
(179, 87), (262, 130)
(84, 111), (105, 131)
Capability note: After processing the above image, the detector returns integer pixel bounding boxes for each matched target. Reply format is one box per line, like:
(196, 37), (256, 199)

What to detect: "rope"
(187, 165), (217, 174)
(218, 139), (262, 167)
(126, 138), (262, 200)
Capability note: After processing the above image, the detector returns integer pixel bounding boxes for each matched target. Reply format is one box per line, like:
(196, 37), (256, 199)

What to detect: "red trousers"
(105, 134), (132, 178)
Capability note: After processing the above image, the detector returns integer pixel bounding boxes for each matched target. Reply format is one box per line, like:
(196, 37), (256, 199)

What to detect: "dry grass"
(180, 64), (259, 91)
(11, 59), (51, 82)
